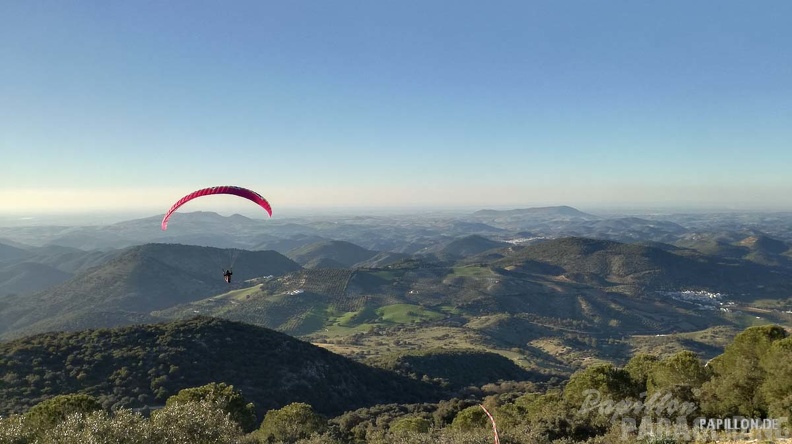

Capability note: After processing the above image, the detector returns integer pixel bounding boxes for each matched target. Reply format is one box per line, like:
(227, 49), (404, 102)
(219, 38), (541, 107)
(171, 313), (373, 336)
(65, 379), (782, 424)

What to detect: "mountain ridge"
(472, 205), (597, 219)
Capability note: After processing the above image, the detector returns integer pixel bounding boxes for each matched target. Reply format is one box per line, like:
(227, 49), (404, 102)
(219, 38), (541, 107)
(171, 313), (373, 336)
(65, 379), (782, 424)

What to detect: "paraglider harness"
(223, 268), (233, 283)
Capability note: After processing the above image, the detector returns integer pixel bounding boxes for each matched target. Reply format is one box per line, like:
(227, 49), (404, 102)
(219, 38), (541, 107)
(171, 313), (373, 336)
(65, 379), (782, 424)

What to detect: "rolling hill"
(252, 234), (328, 254)
(0, 262), (73, 297)
(0, 244), (302, 339)
(286, 240), (408, 269)
(486, 237), (792, 297)
(0, 317), (444, 417)
(0, 244), (122, 297)
(367, 348), (547, 389)
(677, 232), (792, 268)
(24, 245), (122, 274)
(420, 235), (510, 262)
(0, 242), (32, 263)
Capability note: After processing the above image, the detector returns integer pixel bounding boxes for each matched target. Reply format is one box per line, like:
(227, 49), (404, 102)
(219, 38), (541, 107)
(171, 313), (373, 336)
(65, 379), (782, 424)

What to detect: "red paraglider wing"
(161, 186), (272, 230)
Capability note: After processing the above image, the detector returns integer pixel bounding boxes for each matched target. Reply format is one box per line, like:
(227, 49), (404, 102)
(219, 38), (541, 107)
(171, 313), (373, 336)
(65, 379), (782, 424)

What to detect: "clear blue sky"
(2, 1), (791, 215)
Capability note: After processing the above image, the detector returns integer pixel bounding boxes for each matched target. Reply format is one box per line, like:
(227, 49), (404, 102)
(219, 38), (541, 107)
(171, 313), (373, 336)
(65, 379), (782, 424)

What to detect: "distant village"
(657, 289), (735, 312)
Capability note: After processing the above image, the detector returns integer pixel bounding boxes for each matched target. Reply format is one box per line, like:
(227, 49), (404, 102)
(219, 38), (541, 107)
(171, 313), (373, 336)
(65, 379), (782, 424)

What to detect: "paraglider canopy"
(161, 185), (272, 230)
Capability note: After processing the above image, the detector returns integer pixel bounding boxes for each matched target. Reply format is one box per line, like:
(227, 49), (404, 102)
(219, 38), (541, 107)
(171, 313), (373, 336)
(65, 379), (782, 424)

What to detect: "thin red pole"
(479, 404), (500, 444)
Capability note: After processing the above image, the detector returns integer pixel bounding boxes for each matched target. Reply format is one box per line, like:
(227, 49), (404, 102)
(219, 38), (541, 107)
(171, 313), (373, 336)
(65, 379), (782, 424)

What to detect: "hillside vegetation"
(0, 244), (301, 339)
(2, 324), (791, 443)
(0, 317), (442, 417)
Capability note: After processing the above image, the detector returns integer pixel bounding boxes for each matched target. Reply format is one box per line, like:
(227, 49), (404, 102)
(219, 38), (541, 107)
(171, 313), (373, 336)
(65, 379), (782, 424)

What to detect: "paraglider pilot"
(223, 269), (233, 283)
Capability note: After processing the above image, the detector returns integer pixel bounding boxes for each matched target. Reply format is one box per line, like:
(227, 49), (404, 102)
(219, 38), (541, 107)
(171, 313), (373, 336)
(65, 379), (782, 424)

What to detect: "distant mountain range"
(2, 208), (792, 380)
(472, 205), (598, 219)
(3, 206), (792, 254)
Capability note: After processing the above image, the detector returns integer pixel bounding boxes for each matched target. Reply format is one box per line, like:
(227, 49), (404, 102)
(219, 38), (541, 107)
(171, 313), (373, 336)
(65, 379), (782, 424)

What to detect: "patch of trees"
(366, 348), (542, 390)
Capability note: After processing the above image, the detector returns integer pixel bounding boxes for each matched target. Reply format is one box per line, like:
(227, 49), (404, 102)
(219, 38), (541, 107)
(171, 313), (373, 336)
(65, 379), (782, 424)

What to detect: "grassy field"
(335, 306), (379, 328)
(376, 304), (445, 324)
(227, 284), (264, 301)
(449, 266), (497, 278)
(320, 304), (448, 336)
(628, 325), (743, 360)
(368, 270), (404, 281)
(723, 310), (778, 329)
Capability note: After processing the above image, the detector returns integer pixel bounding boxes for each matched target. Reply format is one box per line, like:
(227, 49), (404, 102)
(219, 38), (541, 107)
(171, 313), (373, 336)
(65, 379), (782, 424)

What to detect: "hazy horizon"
(2, 202), (791, 229)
